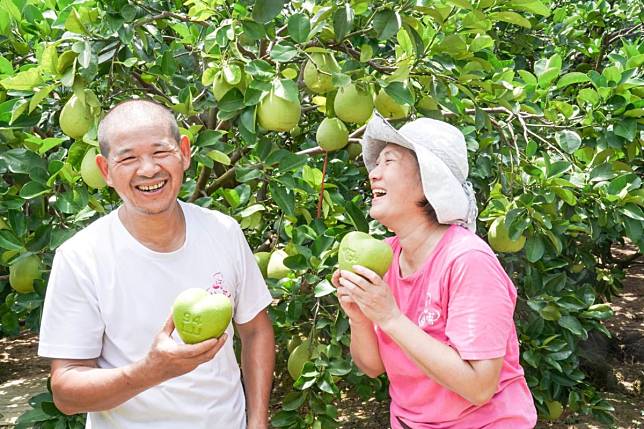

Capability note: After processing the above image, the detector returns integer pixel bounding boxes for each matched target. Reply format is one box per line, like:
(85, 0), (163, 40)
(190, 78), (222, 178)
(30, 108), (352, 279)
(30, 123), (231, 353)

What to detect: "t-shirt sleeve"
(444, 250), (515, 360)
(231, 225), (273, 324)
(38, 247), (105, 359)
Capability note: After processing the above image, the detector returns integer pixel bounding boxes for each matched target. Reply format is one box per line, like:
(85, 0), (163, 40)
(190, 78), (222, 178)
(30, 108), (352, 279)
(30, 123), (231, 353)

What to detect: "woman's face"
(368, 143), (426, 227)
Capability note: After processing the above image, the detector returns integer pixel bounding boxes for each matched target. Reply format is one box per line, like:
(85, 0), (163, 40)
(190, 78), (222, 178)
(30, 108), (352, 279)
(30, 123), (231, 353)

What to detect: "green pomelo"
(172, 288), (233, 344)
(60, 95), (93, 140)
(545, 400), (564, 420)
(9, 254), (41, 294)
(303, 52), (340, 94)
(347, 143), (362, 160)
(334, 83), (374, 124)
(488, 217), (526, 253)
(338, 231), (393, 277)
(257, 91), (301, 132)
(254, 251), (271, 279)
(287, 341), (312, 380)
(80, 148), (107, 189)
(375, 89), (410, 119)
(316, 117), (349, 152)
(267, 249), (290, 280)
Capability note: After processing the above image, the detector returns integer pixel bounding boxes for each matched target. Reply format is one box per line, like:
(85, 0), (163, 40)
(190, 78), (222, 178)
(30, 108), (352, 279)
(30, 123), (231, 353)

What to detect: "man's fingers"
(162, 315), (175, 335)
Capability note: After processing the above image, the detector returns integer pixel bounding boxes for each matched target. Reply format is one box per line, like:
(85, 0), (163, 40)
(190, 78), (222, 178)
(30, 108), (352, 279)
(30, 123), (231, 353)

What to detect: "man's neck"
(118, 201), (186, 253)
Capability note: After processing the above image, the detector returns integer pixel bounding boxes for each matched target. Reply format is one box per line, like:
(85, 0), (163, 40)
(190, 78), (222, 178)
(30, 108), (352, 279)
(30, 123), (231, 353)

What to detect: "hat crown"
(398, 118), (468, 183)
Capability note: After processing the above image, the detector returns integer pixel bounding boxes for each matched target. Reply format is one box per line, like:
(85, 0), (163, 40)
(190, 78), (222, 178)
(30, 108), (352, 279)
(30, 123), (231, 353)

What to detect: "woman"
(332, 113), (537, 428)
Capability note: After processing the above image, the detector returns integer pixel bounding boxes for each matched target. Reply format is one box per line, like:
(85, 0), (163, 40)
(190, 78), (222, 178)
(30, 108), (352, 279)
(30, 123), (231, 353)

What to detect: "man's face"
(96, 121), (190, 216)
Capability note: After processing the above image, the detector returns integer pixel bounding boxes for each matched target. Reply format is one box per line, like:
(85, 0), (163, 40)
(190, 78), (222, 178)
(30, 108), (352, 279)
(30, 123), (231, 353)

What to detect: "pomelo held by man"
(172, 288), (233, 344)
(338, 231), (393, 277)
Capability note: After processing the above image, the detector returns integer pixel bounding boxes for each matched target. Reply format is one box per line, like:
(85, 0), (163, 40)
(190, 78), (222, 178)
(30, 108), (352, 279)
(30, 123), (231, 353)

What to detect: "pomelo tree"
(0, 0), (641, 427)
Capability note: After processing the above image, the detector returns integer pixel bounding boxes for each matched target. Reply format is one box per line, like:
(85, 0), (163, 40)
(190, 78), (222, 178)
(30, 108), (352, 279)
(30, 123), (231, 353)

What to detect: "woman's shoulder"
(443, 225), (497, 261)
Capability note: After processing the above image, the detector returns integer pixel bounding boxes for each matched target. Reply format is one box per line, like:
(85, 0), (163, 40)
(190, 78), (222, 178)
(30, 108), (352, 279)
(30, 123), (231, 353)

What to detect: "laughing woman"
(332, 113), (537, 428)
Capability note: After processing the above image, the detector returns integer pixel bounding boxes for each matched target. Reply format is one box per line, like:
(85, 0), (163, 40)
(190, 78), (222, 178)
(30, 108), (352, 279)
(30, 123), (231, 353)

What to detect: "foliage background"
(0, 0), (641, 427)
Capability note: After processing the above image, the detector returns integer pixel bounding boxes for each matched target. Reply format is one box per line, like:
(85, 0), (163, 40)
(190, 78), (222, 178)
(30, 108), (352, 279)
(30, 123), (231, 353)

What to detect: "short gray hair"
(97, 99), (180, 156)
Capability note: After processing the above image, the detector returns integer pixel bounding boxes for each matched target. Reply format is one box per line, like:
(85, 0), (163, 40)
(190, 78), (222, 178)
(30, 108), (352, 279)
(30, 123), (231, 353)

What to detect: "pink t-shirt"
(376, 225), (537, 428)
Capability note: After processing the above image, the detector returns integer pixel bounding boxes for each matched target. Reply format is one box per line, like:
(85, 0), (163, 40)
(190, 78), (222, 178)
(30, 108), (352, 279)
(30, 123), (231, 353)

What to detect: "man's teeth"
(373, 190), (387, 197)
(138, 181), (165, 192)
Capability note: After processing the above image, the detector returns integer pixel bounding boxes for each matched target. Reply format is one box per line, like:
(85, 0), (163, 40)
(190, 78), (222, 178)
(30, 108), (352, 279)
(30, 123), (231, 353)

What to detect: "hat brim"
(360, 113), (470, 225)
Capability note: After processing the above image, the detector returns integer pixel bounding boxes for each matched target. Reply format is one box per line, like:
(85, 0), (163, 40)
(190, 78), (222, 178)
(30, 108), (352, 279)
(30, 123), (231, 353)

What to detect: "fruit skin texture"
(303, 52), (340, 94)
(375, 89), (410, 119)
(287, 341), (311, 380)
(338, 231), (393, 277)
(254, 251), (271, 278)
(334, 83), (374, 124)
(60, 95), (93, 139)
(172, 288), (233, 344)
(316, 117), (348, 152)
(488, 217), (527, 253)
(545, 400), (564, 420)
(257, 91), (301, 132)
(80, 148), (107, 189)
(9, 254), (41, 294)
(267, 250), (290, 280)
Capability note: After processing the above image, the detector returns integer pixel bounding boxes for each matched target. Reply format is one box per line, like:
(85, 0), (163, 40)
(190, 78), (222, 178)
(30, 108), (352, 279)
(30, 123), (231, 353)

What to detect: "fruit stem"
(316, 152), (328, 219)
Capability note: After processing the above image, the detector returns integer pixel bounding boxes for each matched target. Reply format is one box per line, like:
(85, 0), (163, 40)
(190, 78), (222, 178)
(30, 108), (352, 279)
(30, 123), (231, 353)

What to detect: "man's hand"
(141, 316), (228, 384)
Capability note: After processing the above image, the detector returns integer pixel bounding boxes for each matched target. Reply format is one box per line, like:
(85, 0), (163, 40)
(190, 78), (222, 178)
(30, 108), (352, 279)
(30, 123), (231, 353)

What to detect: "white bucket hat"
(361, 112), (478, 231)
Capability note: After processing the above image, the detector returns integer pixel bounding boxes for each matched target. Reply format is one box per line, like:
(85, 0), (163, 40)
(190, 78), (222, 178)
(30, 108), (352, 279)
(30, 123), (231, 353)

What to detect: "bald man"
(38, 99), (275, 429)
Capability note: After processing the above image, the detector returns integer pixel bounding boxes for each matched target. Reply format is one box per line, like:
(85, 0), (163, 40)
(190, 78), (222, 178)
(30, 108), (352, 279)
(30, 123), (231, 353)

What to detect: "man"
(38, 99), (275, 428)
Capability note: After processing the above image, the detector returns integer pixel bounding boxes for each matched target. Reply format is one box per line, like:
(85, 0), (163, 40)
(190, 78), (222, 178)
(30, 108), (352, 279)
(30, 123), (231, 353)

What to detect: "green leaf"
(287, 13), (310, 43)
(0, 67), (42, 91)
(384, 81), (413, 105)
(281, 391), (306, 411)
(29, 84), (55, 114)
(614, 118), (637, 142)
(333, 3), (354, 41)
(489, 11), (531, 28)
(274, 79), (299, 103)
(540, 304), (561, 321)
(19, 181), (50, 199)
(345, 200), (369, 233)
(511, 0), (551, 17)
(470, 34), (494, 52)
(252, 0), (285, 24)
(534, 54), (562, 87)
(270, 42), (298, 62)
(223, 64), (242, 85)
(314, 279), (335, 297)
(556, 72), (590, 89)
(245, 60), (274, 80)
(269, 182), (295, 217)
(207, 150), (231, 165)
(555, 130), (581, 153)
(0, 229), (23, 251)
(241, 20), (266, 40)
(558, 315), (586, 338)
(525, 236), (544, 262)
(372, 9), (401, 40)
(621, 203), (644, 221)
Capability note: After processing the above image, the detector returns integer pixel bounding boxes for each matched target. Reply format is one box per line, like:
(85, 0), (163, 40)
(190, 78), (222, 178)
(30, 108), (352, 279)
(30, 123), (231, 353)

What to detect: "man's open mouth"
(136, 180), (167, 192)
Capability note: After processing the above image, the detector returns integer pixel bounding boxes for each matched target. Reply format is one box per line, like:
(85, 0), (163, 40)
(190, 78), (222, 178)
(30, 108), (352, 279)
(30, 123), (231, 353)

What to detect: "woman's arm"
(380, 313), (503, 405)
(340, 266), (504, 405)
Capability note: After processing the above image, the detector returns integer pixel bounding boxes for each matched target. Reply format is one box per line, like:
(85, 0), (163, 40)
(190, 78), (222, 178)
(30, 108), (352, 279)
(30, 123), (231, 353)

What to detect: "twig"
(134, 10), (209, 28)
(316, 152), (329, 218)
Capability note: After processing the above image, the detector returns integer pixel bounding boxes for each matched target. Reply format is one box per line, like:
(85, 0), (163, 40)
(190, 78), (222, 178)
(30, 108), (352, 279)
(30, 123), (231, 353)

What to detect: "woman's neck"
(394, 219), (449, 277)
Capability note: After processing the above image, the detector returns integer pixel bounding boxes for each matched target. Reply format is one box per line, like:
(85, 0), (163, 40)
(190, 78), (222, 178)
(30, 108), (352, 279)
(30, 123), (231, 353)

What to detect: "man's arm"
(236, 309), (275, 429)
(50, 317), (227, 415)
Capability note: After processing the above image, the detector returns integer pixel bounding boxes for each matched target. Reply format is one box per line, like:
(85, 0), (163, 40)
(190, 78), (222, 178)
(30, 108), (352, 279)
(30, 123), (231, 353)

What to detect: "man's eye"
(120, 157), (135, 163)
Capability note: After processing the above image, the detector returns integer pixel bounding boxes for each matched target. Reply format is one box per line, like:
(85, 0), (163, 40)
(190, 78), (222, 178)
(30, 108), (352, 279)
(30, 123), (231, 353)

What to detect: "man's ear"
(179, 135), (191, 170)
(95, 154), (112, 186)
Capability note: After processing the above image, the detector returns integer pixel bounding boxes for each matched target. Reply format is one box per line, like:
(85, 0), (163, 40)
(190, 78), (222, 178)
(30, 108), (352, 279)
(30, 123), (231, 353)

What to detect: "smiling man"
(37, 99), (275, 429)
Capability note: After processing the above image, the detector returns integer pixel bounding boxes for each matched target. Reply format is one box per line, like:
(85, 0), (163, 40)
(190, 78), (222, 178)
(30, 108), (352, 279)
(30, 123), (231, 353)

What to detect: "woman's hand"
(332, 269), (369, 324)
(337, 266), (402, 328)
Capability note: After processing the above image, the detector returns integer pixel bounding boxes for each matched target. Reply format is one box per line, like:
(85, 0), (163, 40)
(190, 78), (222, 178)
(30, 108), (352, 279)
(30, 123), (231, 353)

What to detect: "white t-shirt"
(38, 201), (273, 429)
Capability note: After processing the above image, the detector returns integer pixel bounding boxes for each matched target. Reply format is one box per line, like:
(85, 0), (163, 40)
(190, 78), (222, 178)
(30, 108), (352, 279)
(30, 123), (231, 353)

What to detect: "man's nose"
(137, 156), (160, 177)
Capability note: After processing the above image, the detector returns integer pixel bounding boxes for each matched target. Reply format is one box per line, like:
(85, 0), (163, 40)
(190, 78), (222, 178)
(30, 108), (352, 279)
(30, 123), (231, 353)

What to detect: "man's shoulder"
(58, 210), (118, 253)
(182, 201), (240, 233)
